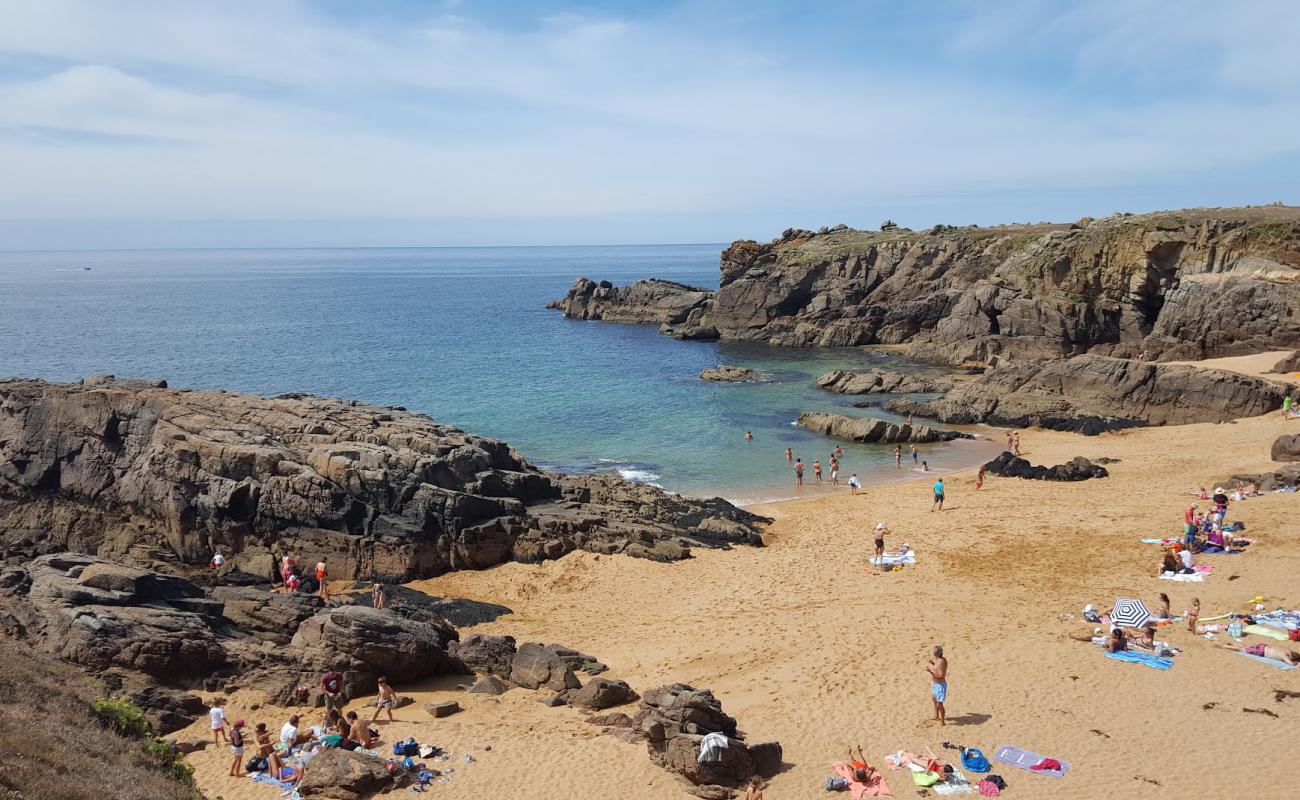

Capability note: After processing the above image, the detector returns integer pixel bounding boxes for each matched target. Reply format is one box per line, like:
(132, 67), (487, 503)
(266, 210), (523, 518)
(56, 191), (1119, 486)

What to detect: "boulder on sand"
(509, 642), (587, 691)
(1271, 434), (1300, 462)
(298, 748), (405, 799)
(449, 633), (517, 678)
(571, 678), (640, 710)
(289, 605), (458, 696)
(982, 452), (1108, 481)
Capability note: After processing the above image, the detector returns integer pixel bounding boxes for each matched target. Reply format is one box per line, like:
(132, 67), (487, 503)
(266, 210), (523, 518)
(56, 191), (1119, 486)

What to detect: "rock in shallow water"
(797, 412), (971, 443)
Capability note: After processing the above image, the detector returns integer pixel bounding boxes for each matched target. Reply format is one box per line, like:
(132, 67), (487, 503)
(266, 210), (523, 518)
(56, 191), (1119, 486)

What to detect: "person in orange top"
(315, 558), (329, 598)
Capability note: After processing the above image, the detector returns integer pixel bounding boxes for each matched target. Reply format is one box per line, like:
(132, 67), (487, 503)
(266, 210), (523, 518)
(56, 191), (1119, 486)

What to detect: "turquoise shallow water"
(0, 245), (999, 502)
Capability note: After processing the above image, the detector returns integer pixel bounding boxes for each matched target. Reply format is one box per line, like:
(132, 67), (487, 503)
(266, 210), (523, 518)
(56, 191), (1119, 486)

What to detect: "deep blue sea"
(0, 245), (999, 502)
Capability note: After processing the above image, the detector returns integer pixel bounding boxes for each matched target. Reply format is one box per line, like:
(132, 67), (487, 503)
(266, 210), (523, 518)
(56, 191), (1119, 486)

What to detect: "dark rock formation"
(289, 606), (458, 693)
(982, 452), (1109, 481)
(508, 642), (597, 691)
(700, 365), (758, 382)
(448, 633), (517, 678)
(816, 369), (954, 394)
(298, 748), (406, 799)
(570, 678), (639, 710)
(1218, 464), (1300, 492)
(467, 674), (510, 695)
(1272, 434), (1300, 462)
(211, 586), (323, 644)
(335, 583), (511, 628)
(1270, 351), (1300, 373)
(797, 412), (972, 444)
(922, 355), (1292, 434)
(551, 206), (1300, 364)
(0, 377), (766, 580)
(547, 278), (714, 326)
(633, 684), (781, 793)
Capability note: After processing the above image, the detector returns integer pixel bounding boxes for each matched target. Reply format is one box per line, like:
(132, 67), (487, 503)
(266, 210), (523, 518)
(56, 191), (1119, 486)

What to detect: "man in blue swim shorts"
(927, 644), (948, 725)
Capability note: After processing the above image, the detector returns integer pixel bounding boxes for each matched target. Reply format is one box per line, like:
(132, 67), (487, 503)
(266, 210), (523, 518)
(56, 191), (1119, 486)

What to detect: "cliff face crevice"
(551, 207), (1300, 364)
(0, 378), (766, 580)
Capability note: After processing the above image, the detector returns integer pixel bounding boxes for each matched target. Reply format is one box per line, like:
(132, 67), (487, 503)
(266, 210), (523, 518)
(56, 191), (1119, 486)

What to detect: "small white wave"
(618, 468), (662, 483)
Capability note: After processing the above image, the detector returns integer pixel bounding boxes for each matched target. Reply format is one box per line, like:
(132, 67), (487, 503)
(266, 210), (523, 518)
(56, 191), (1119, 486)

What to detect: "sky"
(1, 0), (1298, 250)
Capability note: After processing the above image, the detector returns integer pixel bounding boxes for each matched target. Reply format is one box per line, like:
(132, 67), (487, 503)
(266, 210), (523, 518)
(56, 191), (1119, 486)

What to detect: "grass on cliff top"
(0, 642), (199, 800)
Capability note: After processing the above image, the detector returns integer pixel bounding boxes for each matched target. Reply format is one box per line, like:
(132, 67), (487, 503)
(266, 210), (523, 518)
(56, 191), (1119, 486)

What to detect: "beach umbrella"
(1111, 598), (1153, 629)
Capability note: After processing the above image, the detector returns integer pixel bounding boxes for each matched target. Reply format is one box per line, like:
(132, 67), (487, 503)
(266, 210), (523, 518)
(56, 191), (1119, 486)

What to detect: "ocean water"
(0, 245), (1000, 503)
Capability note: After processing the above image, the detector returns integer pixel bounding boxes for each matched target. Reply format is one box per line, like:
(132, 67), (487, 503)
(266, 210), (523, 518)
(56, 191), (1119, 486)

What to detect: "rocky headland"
(886, 354), (1293, 434)
(551, 206), (1300, 365)
(0, 376), (766, 580)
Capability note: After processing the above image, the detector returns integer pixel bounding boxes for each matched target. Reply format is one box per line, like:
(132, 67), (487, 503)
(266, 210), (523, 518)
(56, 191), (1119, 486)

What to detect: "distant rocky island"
(550, 205), (1300, 365)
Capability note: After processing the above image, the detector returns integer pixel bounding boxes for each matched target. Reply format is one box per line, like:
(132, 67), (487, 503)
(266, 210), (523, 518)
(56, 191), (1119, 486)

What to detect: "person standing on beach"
(1005, 432), (1013, 453)
(209, 698), (228, 745)
(785, 447), (793, 462)
(794, 458), (804, 485)
(1013, 433), (1021, 456)
(829, 457), (839, 485)
(976, 464), (986, 490)
(927, 645), (948, 726)
(372, 582), (386, 610)
(911, 445), (918, 465)
(813, 459), (823, 483)
(932, 478), (945, 511)
(370, 676), (397, 724)
(228, 719), (246, 777)
(321, 670), (345, 715)
(895, 445), (902, 469)
(1284, 396), (1292, 418)
(871, 522), (890, 574)
(848, 473), (861, 494)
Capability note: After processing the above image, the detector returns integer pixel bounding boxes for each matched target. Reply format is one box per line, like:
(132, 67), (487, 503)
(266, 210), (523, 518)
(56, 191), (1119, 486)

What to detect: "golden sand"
(184, 352), (1300, 800)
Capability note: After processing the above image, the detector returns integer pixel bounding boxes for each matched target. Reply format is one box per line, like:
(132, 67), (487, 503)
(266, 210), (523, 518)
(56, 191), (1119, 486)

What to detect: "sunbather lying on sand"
(1221, 643), (1300, 665)
(848, 745), (880, 783)
(1124, 624), (1156, 649)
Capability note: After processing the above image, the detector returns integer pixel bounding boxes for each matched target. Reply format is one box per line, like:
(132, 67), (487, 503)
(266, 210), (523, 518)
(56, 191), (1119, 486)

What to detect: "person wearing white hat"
(871, 522), (891, 574)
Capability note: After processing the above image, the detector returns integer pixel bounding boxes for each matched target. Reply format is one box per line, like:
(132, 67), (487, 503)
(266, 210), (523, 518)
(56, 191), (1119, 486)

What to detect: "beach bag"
(245, 756), (269, 773)
(824, 777), (849, 791)
(961, 748), (990, 773)
(1227, 621), (1244, 638)
(319, 733), (344, 748)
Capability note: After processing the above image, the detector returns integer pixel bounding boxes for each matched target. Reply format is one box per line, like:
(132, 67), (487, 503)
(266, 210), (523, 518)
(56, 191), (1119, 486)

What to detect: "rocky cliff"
(551, 206), (1300, 364)
(0, 377), (765, 581)
(893, 354), (1293, 434)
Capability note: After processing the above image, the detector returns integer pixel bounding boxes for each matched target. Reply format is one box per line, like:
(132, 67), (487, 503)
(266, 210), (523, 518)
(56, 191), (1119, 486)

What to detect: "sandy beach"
(182, 354), (1299, 800)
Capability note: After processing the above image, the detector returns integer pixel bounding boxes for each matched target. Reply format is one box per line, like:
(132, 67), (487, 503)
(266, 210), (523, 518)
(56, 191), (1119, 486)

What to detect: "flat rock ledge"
(797, 412), (972, 444)
(816, 369), (953, 395)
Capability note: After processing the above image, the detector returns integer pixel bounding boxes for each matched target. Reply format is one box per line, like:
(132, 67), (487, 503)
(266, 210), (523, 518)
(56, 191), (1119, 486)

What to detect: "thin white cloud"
(0, 0), (1295, 240)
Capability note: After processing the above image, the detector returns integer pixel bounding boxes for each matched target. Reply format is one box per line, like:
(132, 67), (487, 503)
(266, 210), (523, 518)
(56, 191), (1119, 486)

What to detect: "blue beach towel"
(1104, 650), (1173, 670)
(1238, 651), (1297, 670)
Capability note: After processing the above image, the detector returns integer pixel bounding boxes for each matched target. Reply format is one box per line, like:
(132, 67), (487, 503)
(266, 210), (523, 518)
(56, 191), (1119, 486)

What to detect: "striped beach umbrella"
(1111, 598), (1154, 629)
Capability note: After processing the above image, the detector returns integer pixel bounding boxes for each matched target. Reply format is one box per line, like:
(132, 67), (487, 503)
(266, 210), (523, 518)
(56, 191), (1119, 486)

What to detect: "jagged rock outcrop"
(448, 633), (517, 678)
(289, 605), (458, 692)
(634, 684), (781, 794)
(547, 277), (714, 326)
(920, 355), (1291, 434)
(982, 452), (1108, 481)
(210, 586), (323, 644)
(816, 369), (954, 394)
(700, 365), (758, 382)
(0, 377), (766, 580)
(1272, 434), (1300, 462)
(508, 642), (605, 690)
(551, 206), (1300, 364)
(1271, 351), (1300, 373)
(797, 412), (972, 444)
(298, 748), (408, 799)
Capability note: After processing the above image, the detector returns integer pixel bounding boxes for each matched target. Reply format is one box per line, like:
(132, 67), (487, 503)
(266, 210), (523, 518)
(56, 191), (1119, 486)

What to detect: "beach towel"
(1237, 651), (1297, 670)
(1243, 624), (1289, 641)
(1104, 650), (1173, 670)
(1159, 571), (1204, 582)
(832, 761), (893, 798)
(869, 551), (917, 567)
(992, 746), (1069, 779)
(698, 732), (729, 763)
(931, 768), (976, 795)
(1254, 611), (1300, 630)
(1138, 537), (1175, 544)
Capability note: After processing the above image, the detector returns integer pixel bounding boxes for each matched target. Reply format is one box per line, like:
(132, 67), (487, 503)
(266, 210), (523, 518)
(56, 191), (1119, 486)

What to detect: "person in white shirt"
(280, 714), (300, 752)
(209, 700), (228, 745)
(210, 552), (225, 569)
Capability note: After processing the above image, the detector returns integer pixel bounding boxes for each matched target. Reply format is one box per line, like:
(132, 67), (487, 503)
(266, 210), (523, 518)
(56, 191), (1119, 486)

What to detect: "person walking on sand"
(209, 698), (228, 745)
(848, 473), (861, 494)
(315, 558), (329, 598)
(813, 459), (823, 483)
(932, 478), (945, 511)
(895, 445), (903, 469)
(785, 447), (793, 462)
(228, 719), (246, 777)
(976, 463), (986, 490)
(370, 676), (398, 724)
(794, 458), (804, 485)
(871, 522), (890, 574)
(911, 445), (918, 465)
(1005, 432), (1013, 453)
(928, 645), (948, 725)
